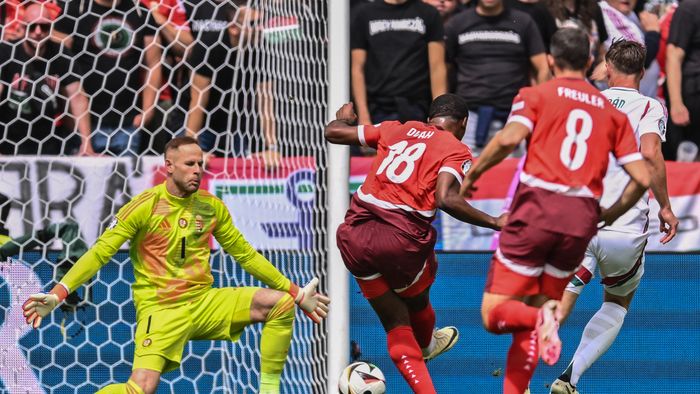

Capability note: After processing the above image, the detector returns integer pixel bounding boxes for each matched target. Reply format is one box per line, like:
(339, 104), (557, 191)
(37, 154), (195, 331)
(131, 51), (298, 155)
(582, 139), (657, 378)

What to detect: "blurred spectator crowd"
(351, 0), (700, 161)
(0, 0), (325, 166)
(0, 0), (698, 161)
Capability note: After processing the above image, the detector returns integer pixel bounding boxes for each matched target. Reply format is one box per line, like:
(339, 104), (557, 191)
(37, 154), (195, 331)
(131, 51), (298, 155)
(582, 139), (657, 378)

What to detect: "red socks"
(504, 330), (539, 394)
(386, 326), (436, 394)
(409, 303), (436, 349)
(487, 299), (539, 334)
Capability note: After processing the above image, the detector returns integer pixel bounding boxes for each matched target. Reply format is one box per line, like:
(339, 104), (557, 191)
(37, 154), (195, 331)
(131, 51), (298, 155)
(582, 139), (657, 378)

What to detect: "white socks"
(570, 302), (627, 386)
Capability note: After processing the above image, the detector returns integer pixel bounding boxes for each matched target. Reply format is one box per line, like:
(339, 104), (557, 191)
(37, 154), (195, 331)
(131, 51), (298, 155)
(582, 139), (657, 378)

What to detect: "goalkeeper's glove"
(22, 284), (69, 329)
(288, 278), (330, 324)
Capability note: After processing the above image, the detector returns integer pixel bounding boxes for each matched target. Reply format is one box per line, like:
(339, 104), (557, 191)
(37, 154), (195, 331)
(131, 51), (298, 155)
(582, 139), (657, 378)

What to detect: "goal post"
(326, 0), (351, 392)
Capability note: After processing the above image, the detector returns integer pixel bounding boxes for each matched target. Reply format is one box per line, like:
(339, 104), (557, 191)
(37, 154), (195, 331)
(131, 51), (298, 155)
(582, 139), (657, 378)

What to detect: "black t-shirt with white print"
(0, 41), (81, 154)
(668, 0), (700, 86)
(351, 0), (443, 104)
(445, 7), (545, 111)
(55, 0), (156, 128)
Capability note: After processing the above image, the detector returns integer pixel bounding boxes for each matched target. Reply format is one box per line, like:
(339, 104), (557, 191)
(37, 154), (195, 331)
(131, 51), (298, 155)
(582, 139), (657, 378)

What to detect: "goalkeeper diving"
(22, 136), (330, 394)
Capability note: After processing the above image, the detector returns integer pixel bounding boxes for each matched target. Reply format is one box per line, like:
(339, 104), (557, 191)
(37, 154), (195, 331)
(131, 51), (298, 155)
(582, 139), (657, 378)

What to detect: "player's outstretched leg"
(551, 297), (629, 393)
(369, 290), (437, 394)
(257, 290), (296, 394)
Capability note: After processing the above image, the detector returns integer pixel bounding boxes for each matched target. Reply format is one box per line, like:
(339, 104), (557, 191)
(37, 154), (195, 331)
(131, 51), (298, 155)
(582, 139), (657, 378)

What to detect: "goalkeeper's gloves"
(288, 278), (330, 324)
(22, 284), (69, 329)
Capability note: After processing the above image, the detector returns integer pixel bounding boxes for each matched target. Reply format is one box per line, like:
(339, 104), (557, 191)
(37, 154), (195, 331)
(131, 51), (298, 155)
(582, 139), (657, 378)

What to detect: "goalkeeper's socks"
(504, 330), (538, 394)
(259, 293), (295, 394)
(259, 373), (282, 394)
(569, 302), (626, 386)
(409, 303), (436, 349)
(386, 326), (436, 394)
(487, 299), (539, 334)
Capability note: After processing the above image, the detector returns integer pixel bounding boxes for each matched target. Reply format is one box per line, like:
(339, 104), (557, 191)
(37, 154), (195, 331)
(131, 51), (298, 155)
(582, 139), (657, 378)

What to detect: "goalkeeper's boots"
(550, 379), (579, 394)
(537, 300), (562, 366)
(423, 326), (459, 361)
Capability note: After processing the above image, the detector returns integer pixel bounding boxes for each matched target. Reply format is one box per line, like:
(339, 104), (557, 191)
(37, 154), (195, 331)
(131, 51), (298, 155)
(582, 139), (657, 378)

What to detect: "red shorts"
(485, 184), (598, 300)
(337, 219), (437, 300)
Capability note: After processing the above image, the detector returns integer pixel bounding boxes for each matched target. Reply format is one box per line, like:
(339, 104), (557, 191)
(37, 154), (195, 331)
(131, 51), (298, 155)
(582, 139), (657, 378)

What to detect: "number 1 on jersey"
(376, 141), (427, 184)
(559, 109), (593, 171)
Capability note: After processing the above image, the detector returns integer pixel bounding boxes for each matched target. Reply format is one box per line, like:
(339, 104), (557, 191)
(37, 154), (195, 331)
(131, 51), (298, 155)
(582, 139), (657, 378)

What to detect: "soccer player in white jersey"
(550, 39), (680, 394)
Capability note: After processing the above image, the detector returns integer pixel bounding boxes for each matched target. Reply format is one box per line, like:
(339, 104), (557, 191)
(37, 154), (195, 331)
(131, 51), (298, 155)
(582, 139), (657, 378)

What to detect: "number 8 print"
(376, 141), (427, 184)
(560, 109), (593, 171)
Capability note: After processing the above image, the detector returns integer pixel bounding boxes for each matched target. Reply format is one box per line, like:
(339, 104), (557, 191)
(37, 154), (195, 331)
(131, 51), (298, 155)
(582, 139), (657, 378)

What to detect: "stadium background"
(1, 0), (699, 392)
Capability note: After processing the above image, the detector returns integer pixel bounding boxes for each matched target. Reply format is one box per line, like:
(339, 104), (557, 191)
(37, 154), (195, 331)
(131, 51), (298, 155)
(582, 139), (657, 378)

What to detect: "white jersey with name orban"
(600, 87), (667, 233)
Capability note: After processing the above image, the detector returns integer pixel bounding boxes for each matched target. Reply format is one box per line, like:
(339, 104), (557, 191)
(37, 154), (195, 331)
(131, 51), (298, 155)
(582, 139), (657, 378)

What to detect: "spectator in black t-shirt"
(53, 0), (162, 157)
(0, 1), (92, 155)
(544, 0), (608, 68)
(665, 0), (700, 161)
(351, 0), (447, 128)
(445, 0), (549, 155)
(184, 1), (269, 158)
(506, 0), (558, 52)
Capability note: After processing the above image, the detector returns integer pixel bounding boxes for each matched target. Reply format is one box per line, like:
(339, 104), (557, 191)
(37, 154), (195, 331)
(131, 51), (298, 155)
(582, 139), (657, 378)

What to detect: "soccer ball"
(338, 361), (386, 394)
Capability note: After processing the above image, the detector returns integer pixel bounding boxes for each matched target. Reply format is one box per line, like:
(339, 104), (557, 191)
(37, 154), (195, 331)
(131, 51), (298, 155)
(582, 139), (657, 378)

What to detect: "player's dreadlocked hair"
(550, 28), (591, 71)
(428, 93), (470, 121)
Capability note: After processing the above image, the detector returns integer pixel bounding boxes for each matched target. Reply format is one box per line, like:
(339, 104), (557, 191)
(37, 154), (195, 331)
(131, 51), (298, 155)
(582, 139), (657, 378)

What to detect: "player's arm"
(22, 196), (150, 328)
(460, 122), (530, 197)
(324, 102), (361, 145)
(640, 133), (678, 243)
(601, 159), (651, 226)
(214, 203), (329, 322)
(436, 172), (506, 230)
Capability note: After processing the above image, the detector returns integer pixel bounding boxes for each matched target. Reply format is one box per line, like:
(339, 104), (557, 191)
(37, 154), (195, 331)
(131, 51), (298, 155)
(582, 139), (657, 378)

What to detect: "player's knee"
(129, 370), (159, 394)
(480, 304), (497, 333)
(265, 293), (295, 324)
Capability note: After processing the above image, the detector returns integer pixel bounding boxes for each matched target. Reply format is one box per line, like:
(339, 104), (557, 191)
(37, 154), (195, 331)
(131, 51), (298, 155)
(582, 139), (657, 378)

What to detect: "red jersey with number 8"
(354, 120), (472, 224)
(508, 78), (641, 199)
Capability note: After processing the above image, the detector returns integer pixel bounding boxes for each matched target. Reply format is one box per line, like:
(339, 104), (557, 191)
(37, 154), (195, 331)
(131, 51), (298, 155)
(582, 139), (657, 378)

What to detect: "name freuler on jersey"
(557, 87), (605, 109)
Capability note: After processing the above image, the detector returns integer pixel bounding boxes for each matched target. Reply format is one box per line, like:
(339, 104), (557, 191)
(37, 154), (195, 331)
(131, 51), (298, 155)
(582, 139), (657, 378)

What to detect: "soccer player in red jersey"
(460, 28), (651, 394)
(326, 94), (507, 394)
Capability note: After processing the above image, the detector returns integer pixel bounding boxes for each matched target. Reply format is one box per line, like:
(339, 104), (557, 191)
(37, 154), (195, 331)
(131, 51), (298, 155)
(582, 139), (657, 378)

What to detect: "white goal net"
(0, 0), (329, 392)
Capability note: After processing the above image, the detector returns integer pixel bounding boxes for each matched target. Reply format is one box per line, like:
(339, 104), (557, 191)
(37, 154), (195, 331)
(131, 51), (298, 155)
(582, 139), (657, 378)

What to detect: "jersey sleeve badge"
(461, 159), (472, 175)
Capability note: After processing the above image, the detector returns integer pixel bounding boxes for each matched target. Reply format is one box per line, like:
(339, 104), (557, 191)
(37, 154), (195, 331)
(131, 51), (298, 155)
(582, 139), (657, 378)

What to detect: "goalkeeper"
(21, 136), (330, 394)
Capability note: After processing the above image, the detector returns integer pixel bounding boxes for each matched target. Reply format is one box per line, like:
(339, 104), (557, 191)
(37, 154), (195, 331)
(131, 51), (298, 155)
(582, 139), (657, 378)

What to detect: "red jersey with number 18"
(508, 78), (642, 199)
(350, 120), (473, 232)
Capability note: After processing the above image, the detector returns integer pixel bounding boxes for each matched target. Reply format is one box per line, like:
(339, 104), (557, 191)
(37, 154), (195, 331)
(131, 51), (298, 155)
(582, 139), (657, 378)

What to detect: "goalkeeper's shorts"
(132, 286), (260, 373)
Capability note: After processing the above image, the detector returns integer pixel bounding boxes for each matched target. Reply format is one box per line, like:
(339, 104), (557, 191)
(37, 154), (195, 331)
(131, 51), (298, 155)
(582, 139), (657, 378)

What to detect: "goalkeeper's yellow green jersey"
(60, 183), (292, 320)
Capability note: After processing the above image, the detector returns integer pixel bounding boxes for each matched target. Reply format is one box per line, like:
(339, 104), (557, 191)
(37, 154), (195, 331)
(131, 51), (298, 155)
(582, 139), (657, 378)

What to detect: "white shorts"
(566, 229), (647, 297)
